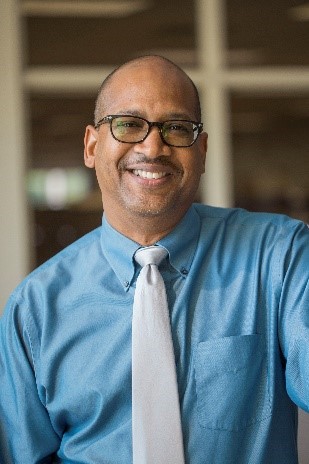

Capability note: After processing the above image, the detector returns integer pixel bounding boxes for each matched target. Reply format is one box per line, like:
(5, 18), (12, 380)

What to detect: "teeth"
(133, 169), (167, 179)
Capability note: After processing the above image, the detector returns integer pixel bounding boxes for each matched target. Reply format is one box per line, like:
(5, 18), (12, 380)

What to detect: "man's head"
(84, 55), (207, 244)
(94, 55), (202, 125)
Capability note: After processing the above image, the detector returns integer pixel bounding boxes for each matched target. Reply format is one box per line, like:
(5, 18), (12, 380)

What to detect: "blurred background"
(1, 0), (309, 459)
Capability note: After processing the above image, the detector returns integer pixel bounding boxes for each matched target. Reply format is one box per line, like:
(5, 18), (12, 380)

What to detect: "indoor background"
(1, 0), (309, 460)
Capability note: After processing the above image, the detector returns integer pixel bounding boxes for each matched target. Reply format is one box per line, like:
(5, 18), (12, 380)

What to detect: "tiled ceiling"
(24, 0), (197, 67)
(226, 0), (309, 66)
(23, 0), (309, 67)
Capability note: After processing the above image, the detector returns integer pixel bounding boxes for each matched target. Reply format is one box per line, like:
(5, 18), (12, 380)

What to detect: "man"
(0, 55), (308, 463)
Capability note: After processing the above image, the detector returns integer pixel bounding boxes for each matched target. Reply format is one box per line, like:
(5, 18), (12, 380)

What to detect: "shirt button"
(181, 268), (188, 275)
(124, 280), (129, 288)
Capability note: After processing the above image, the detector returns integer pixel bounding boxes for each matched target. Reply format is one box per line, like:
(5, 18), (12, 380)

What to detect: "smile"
(132, 169), (169, 179)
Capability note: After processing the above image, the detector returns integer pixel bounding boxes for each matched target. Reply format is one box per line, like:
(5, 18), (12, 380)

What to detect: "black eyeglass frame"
(94, 114), (204, 148)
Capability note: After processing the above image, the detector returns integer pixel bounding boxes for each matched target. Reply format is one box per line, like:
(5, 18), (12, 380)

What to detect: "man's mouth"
(132, 169), (169, 180)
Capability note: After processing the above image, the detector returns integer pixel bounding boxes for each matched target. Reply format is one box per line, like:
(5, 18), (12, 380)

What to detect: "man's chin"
(127, 206), (167, 217)
(124, 200), (175, 218)
(120, 190), (190, 220)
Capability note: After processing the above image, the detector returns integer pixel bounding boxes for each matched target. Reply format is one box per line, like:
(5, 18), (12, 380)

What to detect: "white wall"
(0, 0), (30, 312)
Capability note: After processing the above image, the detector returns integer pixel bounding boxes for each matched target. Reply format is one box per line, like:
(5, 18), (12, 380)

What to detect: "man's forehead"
(102, 75), (196, 119)
(102, 64), (195, 108)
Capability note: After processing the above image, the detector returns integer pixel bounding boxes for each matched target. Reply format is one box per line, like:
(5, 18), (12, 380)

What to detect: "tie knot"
(134, 246), (168, 268)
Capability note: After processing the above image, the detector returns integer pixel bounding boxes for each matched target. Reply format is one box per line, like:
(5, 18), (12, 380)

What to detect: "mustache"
(118, 154), (181, 171)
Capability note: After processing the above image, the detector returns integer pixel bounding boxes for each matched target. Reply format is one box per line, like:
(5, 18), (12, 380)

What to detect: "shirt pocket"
(194, 334), (272, 431)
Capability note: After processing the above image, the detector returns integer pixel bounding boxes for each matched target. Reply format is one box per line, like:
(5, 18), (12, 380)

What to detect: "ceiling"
(22, 0), (309, 67)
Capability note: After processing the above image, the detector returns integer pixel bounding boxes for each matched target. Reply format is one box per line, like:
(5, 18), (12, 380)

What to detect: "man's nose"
(134, 126), (171, 158)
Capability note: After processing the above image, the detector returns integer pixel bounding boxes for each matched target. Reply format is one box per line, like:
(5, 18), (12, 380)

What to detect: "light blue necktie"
(132, 246), (185, 464)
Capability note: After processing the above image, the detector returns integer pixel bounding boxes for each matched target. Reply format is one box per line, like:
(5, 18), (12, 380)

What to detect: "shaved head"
(84, 53), (207, 243)
(94, 55), (201, 124)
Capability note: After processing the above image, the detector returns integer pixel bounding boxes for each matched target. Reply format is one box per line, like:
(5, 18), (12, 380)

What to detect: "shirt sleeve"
(0, 293), (60, 463)
(278, 222), (309, 411)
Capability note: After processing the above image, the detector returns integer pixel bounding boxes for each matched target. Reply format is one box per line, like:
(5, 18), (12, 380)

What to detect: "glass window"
(226, 0), (309, 67)
(232, 93), (309, 223)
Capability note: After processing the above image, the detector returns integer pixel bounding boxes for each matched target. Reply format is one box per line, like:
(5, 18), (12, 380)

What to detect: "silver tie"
(132, 246), (185, 464)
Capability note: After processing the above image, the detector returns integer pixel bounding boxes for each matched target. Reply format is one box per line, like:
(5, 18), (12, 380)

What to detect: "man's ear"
(84, 125), (98, 168)
(199, 131), (208, 174)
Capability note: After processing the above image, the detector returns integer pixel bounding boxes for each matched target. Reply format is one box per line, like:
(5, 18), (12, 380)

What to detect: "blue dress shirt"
(0, 204), (309, 463)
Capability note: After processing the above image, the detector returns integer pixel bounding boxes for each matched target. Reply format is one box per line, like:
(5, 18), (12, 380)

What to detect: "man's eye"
(166, 123), (190, 133)
(117, 119), (144, 129)
(117, 121), (136, 128)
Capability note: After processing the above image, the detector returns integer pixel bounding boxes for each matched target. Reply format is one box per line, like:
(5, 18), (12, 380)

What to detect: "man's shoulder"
(193, 203), (306, 231)
(191, 204), (308, 274)
(11, 226), (102, 302)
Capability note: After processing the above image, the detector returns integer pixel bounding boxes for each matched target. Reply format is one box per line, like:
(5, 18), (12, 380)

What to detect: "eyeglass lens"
(111, 116), (197, 147)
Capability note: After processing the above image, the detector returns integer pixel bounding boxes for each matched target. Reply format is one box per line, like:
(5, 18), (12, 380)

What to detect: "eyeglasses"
(95, 115), (203, 148)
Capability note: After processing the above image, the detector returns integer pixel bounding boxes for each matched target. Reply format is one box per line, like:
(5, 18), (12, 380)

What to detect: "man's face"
(84, 59), (207, 232)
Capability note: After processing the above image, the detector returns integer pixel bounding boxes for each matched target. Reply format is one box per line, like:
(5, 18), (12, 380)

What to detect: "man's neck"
(103, 208), (187, 246)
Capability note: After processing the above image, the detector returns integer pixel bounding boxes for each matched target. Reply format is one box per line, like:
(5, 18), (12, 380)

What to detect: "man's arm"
(0, 295), (60, 463)
(278, 222), (309, 411)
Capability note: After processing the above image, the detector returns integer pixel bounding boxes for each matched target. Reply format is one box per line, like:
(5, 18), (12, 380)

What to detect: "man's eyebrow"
(166, 112), (195, 120)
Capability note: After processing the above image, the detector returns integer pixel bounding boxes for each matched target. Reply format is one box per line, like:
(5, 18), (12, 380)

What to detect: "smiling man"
(84, 56), (207, 245)
(0, 56), (309, 464)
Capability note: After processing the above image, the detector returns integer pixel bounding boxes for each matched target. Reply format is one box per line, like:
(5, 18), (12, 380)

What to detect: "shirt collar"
(158, 205), (201, 276)
(101, 216), (140, 291)
(100, 205), (201, 291)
